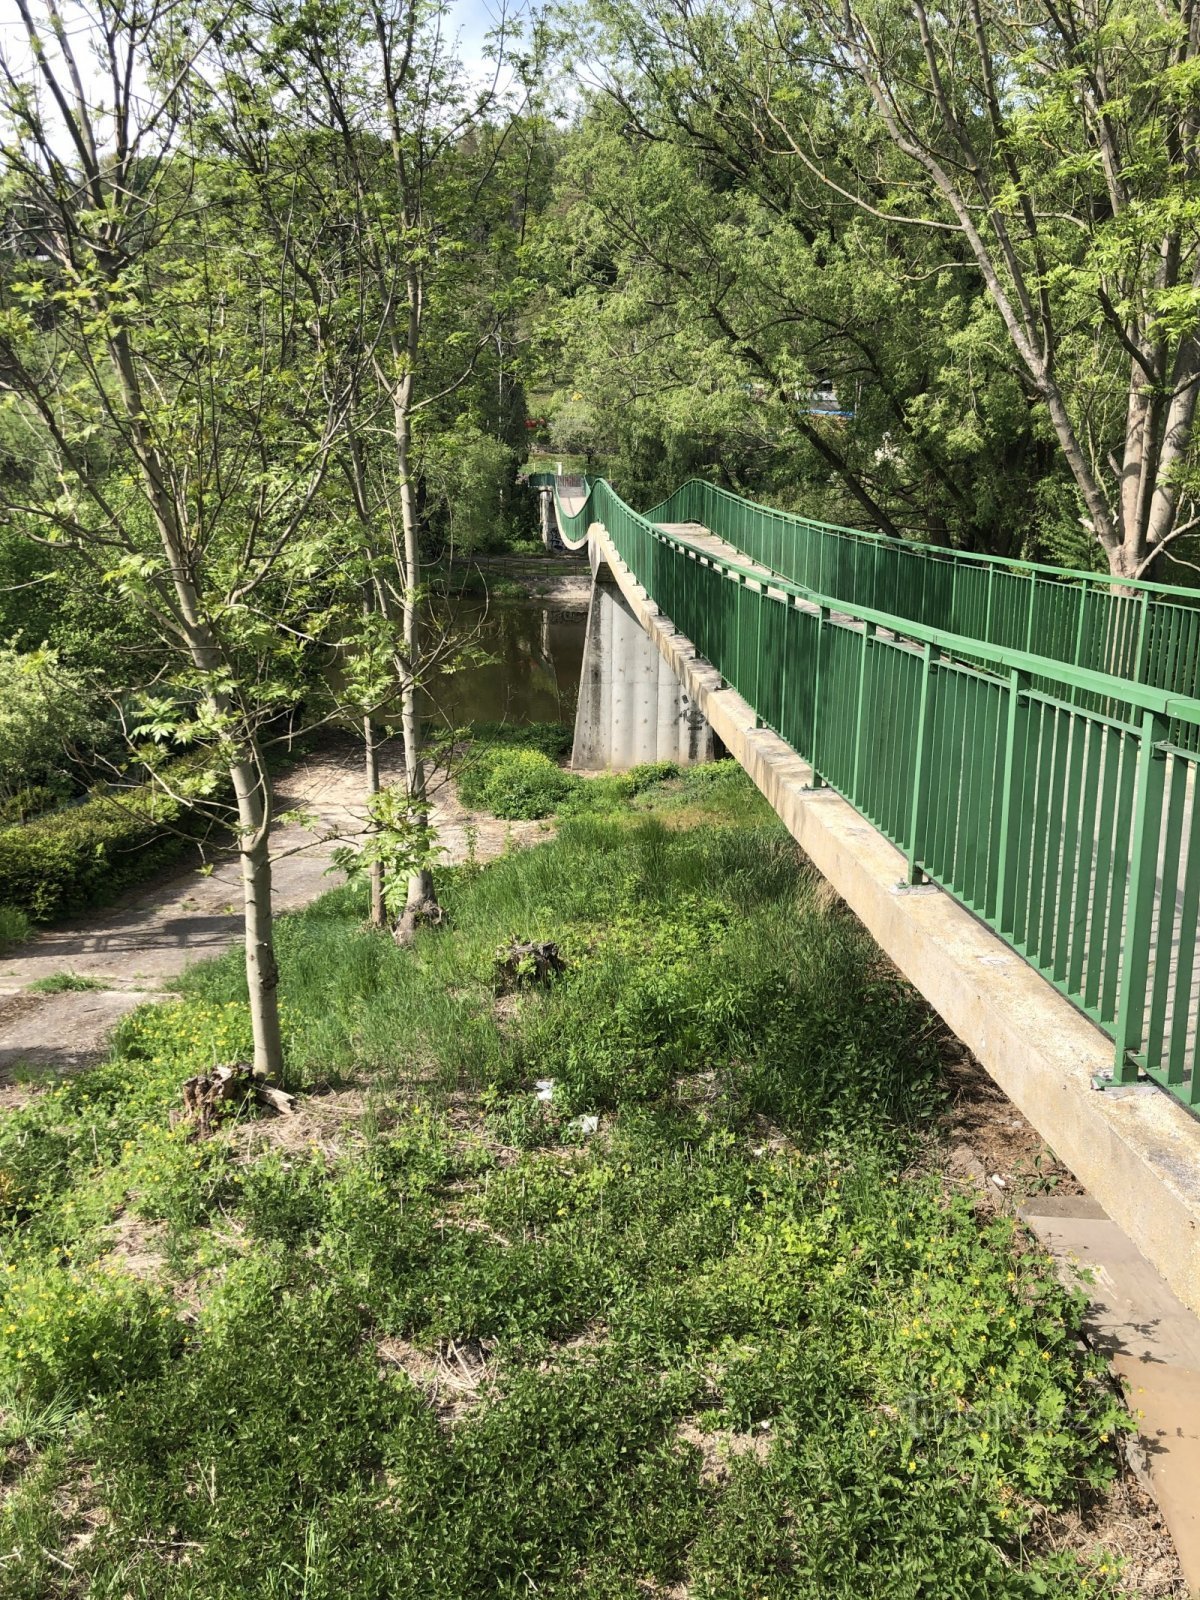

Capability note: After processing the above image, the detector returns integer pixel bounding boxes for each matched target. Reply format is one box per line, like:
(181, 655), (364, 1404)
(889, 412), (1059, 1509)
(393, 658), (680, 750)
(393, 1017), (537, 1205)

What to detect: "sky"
(0, 0), (536, 119)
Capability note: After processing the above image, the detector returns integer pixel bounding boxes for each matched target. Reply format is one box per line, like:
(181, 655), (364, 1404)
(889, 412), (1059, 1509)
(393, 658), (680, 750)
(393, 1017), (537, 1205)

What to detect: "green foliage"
(475, 748), (577, 819)
(0, 782), (195, 923)
(456, 723), (577, 815)
(0, 905), (29, 951)
(425, 425), (524, 554)
(0, 786), (60, 827)
(460, 722), (575, 761)
(0, 1256), (177, 1406)
(26, 973), (108, 995)
(330, 792), (445, 917)
(455, 723), (682, 820)
(0, 646), (101, 805)
(547, 390), (607, 466)
(528, 13), (1198, 571)
(0, 769), (1136, 1596)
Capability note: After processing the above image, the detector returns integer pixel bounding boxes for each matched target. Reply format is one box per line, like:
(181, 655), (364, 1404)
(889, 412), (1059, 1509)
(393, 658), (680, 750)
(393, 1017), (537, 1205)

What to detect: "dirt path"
(0, 745), (548, 1082)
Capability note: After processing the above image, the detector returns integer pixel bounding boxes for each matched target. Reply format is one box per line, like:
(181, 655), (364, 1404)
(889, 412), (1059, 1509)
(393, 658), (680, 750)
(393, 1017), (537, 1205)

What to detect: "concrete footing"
(572, 559), (713, 770)
(586, 526), (1200, 1322)
(1022, 1193), (1200, 1590)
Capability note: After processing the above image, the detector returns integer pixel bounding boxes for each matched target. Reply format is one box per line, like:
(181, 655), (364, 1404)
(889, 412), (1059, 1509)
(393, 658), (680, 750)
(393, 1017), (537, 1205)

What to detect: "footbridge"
(532, 469), (1200, 1319)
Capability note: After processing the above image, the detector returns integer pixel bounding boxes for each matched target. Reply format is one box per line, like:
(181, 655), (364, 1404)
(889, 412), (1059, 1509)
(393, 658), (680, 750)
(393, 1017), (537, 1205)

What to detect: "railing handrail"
(647, 475), (1200, 605)
(553, 475), (1200, 729)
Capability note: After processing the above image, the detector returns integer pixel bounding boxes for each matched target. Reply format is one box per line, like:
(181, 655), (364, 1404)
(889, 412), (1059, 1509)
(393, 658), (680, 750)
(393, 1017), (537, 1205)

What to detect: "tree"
(533, 22), (1060, 553)
(807, 0), (1200, 578)
(0, 0), (349, 1076)
(548, 391), (606, 470)
(244, 0), (544, 936)
(572, 0), (1200, 577)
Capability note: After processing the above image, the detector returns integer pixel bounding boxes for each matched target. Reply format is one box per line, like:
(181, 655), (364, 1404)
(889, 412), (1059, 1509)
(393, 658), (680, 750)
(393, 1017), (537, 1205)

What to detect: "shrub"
(0, 644), (101, 805)
(477, 749), (578, 819)
(0, 904), (29, 950)
(0, 782), (193, 923)
(455, 722), (574, 813)
(455, 726), (681, 821)
(0, 785), (60, 826)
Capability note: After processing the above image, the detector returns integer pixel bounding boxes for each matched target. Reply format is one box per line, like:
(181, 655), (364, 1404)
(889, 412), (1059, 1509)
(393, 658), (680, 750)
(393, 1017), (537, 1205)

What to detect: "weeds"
(26, 972), (108, 994)
(0, 764), (1140, 1598)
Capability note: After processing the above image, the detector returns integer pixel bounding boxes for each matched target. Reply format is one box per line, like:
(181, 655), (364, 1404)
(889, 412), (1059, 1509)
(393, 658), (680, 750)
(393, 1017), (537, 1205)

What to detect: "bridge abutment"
(538, 489), (555, 551)
(572, 563), (712, 770)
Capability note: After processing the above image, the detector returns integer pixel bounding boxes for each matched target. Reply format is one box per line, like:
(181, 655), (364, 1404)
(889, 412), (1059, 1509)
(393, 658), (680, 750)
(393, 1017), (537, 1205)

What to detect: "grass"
(0, 765), (1138, 1598)
(25, 972), (109, 994)
(451, 721), (685, 820)
(0, 904), (30, 951)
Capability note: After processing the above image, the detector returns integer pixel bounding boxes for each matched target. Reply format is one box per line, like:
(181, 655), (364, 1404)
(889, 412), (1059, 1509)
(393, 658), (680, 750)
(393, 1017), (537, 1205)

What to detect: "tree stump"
(177, 1063), (295, 1137)
(494, 940), (565, 992)
(394, 897), (446, 946)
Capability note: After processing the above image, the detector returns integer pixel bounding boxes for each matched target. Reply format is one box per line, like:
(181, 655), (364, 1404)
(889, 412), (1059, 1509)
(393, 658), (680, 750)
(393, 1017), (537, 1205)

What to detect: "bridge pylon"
(572, 556), (713, 770)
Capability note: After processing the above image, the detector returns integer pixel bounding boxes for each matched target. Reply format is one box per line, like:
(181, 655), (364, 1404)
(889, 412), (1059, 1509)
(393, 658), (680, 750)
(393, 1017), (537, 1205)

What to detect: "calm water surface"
(422, 599), (588, 728)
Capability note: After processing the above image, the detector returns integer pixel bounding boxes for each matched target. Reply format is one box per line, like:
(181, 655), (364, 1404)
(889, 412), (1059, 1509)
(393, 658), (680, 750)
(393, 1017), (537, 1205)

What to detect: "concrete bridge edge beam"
(587, 526), (1200, 1320)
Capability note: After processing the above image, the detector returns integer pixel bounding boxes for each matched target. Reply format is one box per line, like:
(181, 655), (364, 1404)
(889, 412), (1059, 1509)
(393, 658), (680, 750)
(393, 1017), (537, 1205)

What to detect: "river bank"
(435, 553), (593, 606)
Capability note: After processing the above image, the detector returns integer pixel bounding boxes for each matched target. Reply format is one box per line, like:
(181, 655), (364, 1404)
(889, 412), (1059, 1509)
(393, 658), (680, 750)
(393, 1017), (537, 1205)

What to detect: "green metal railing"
(650, 479), (1200, 748)
(553, 474), (1200, 1113)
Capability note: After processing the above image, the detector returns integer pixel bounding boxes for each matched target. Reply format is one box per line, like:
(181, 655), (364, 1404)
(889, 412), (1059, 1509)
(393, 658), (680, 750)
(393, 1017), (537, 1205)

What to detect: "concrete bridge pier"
(572, 563), (713, 769)
(538, 489), (554, 550)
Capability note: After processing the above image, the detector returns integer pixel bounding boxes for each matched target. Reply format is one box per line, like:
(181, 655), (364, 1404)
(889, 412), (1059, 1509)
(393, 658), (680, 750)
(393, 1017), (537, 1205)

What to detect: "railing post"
(905, 641), (940, 885)
(1134, 590), (1150, 683)
(1111, 709), (1169, 1083)
(1071, 587), (1087, 668)
(851, 621), (876, 800)
(810, 604), (829, 787)
(732, 571), (743, 699)
(1067, 587), (1089, 712)
(994, 668), (1030, 933)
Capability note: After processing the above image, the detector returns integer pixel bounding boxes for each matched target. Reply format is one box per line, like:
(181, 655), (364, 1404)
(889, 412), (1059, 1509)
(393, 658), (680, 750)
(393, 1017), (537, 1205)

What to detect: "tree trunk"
(230, 755), (284, 1080)
(391, 270), (441, 946)
(394, 497), (439, 941)
(363, 714), (386, 928)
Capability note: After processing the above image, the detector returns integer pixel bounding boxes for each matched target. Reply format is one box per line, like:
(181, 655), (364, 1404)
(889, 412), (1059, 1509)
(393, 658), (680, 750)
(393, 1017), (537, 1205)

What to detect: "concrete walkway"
(1022, 1194), (1200, 1588)
(0, 745), (545, 1083)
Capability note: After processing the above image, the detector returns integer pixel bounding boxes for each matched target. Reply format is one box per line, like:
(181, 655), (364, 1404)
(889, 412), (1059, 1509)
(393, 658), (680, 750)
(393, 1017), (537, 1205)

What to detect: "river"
(421, 597), (588, 729)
